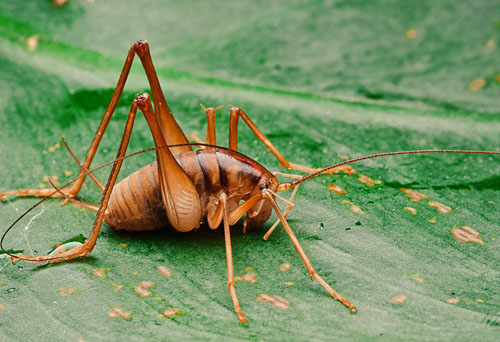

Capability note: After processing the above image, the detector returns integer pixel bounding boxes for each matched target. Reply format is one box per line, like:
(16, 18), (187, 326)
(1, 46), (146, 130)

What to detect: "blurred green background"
(0, 1), (499, 341)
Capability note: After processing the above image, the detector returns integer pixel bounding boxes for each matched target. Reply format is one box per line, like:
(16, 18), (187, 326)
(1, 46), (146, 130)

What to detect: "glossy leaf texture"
(0, 1), (499, 341)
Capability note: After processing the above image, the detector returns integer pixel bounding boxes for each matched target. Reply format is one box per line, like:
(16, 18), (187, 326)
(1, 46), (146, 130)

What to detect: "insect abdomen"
(104, 162), (167, 231)
(104, 148), (275, 231)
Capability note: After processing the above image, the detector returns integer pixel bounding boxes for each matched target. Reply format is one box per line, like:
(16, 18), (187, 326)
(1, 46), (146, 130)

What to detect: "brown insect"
(1, 40), (499, 324)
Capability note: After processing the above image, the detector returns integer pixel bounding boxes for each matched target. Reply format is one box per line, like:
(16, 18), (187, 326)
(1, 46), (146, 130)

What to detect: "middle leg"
(228, 106), (354, 175)
(188, 104), (223, 149)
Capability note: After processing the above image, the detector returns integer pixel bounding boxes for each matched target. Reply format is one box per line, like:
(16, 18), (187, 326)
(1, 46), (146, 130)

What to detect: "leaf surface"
(0, 1), (499, 341)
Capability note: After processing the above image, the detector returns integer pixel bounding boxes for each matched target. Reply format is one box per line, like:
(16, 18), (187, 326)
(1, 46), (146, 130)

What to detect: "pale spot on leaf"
(280, 263), (292, 272)
(257, 294), (290, 310)
(427, 217), (437, 224)
(284, 282), (295, 286)
(486, 39), (495, 47)
(327, 183), (346, 195)
(358, 174), (373, 186)
(469, 78), (486, 91)
(112, 283), (123, 291)
(119, 243), (128, 248)
(108, 307), (130, 320)
(53, 0), (68, 6)
(404, 207), (417, 215)
(139, 281), (155, 289)
(358, 175), (381, 186)
(400, 188), (428, 202)
(413, 274), (424, 283)
(134, 287), (152, 297)
(331, 165), (356, 175)
(350, 205), (364, 215)
(63, 170), (73, 177)
(406, 29), (417, 39)
(135, 281), (155, 297)
(92, 268), (106, 279)
(446, 298), (459, 304)
(0, 304), (5, 312)
(428, 201), (452, 213)
(59, 286), (77, 297)
(451, 226), (483, 245)
(157, 266), (172, 277)
(235, 272), (257, 284)
(159, 307), (181, 318)
(475, 299), (484, 303)
(26, 35), (38, 51)
(389, 295), (407, 304)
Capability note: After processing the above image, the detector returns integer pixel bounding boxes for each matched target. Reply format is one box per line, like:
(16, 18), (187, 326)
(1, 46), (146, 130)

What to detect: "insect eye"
(260, 184), (269, 190)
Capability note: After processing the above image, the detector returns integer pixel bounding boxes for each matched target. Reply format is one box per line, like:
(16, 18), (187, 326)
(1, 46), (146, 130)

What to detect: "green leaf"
(0, 1), (499, 341)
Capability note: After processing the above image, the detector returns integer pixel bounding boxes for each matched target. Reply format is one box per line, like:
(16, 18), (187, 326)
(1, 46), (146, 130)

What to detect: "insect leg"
(227, 192), (265, 226)
(262, 190), (357, 313)
(264, 173), (303, 240)
(9, 95), (143, 263)
(62, 45), (136, 202)
(1, 41), (191, 204)
(228, 107), (240, 151)
(188, 133), (204, 145)
(67, 40), (190, 202)
(134, 41), (191, 157)
(227, 106), (338, 174)
(46, 177), (99, 212)
(200, 104), (223, 147)
(220, 192), (248, 324)
(61, 137), (105, 192)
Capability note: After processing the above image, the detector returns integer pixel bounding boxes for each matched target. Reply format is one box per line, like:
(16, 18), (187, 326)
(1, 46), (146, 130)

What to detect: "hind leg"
(1, 41), (191, 205)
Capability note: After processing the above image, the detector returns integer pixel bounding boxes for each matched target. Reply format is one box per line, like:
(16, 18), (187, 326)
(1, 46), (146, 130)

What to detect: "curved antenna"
(278, 149), (500, 191)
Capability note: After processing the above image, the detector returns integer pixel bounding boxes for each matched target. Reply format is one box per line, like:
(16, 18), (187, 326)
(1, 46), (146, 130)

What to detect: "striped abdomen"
(104, 148), (277, 231)
(104, 162), (167, 231)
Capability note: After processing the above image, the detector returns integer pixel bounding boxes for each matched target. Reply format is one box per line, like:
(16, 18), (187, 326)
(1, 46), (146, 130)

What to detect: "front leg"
(220, 192), (248, 324)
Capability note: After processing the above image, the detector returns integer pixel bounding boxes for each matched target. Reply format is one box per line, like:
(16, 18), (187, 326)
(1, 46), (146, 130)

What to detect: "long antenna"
(278, 149), (500, 190)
